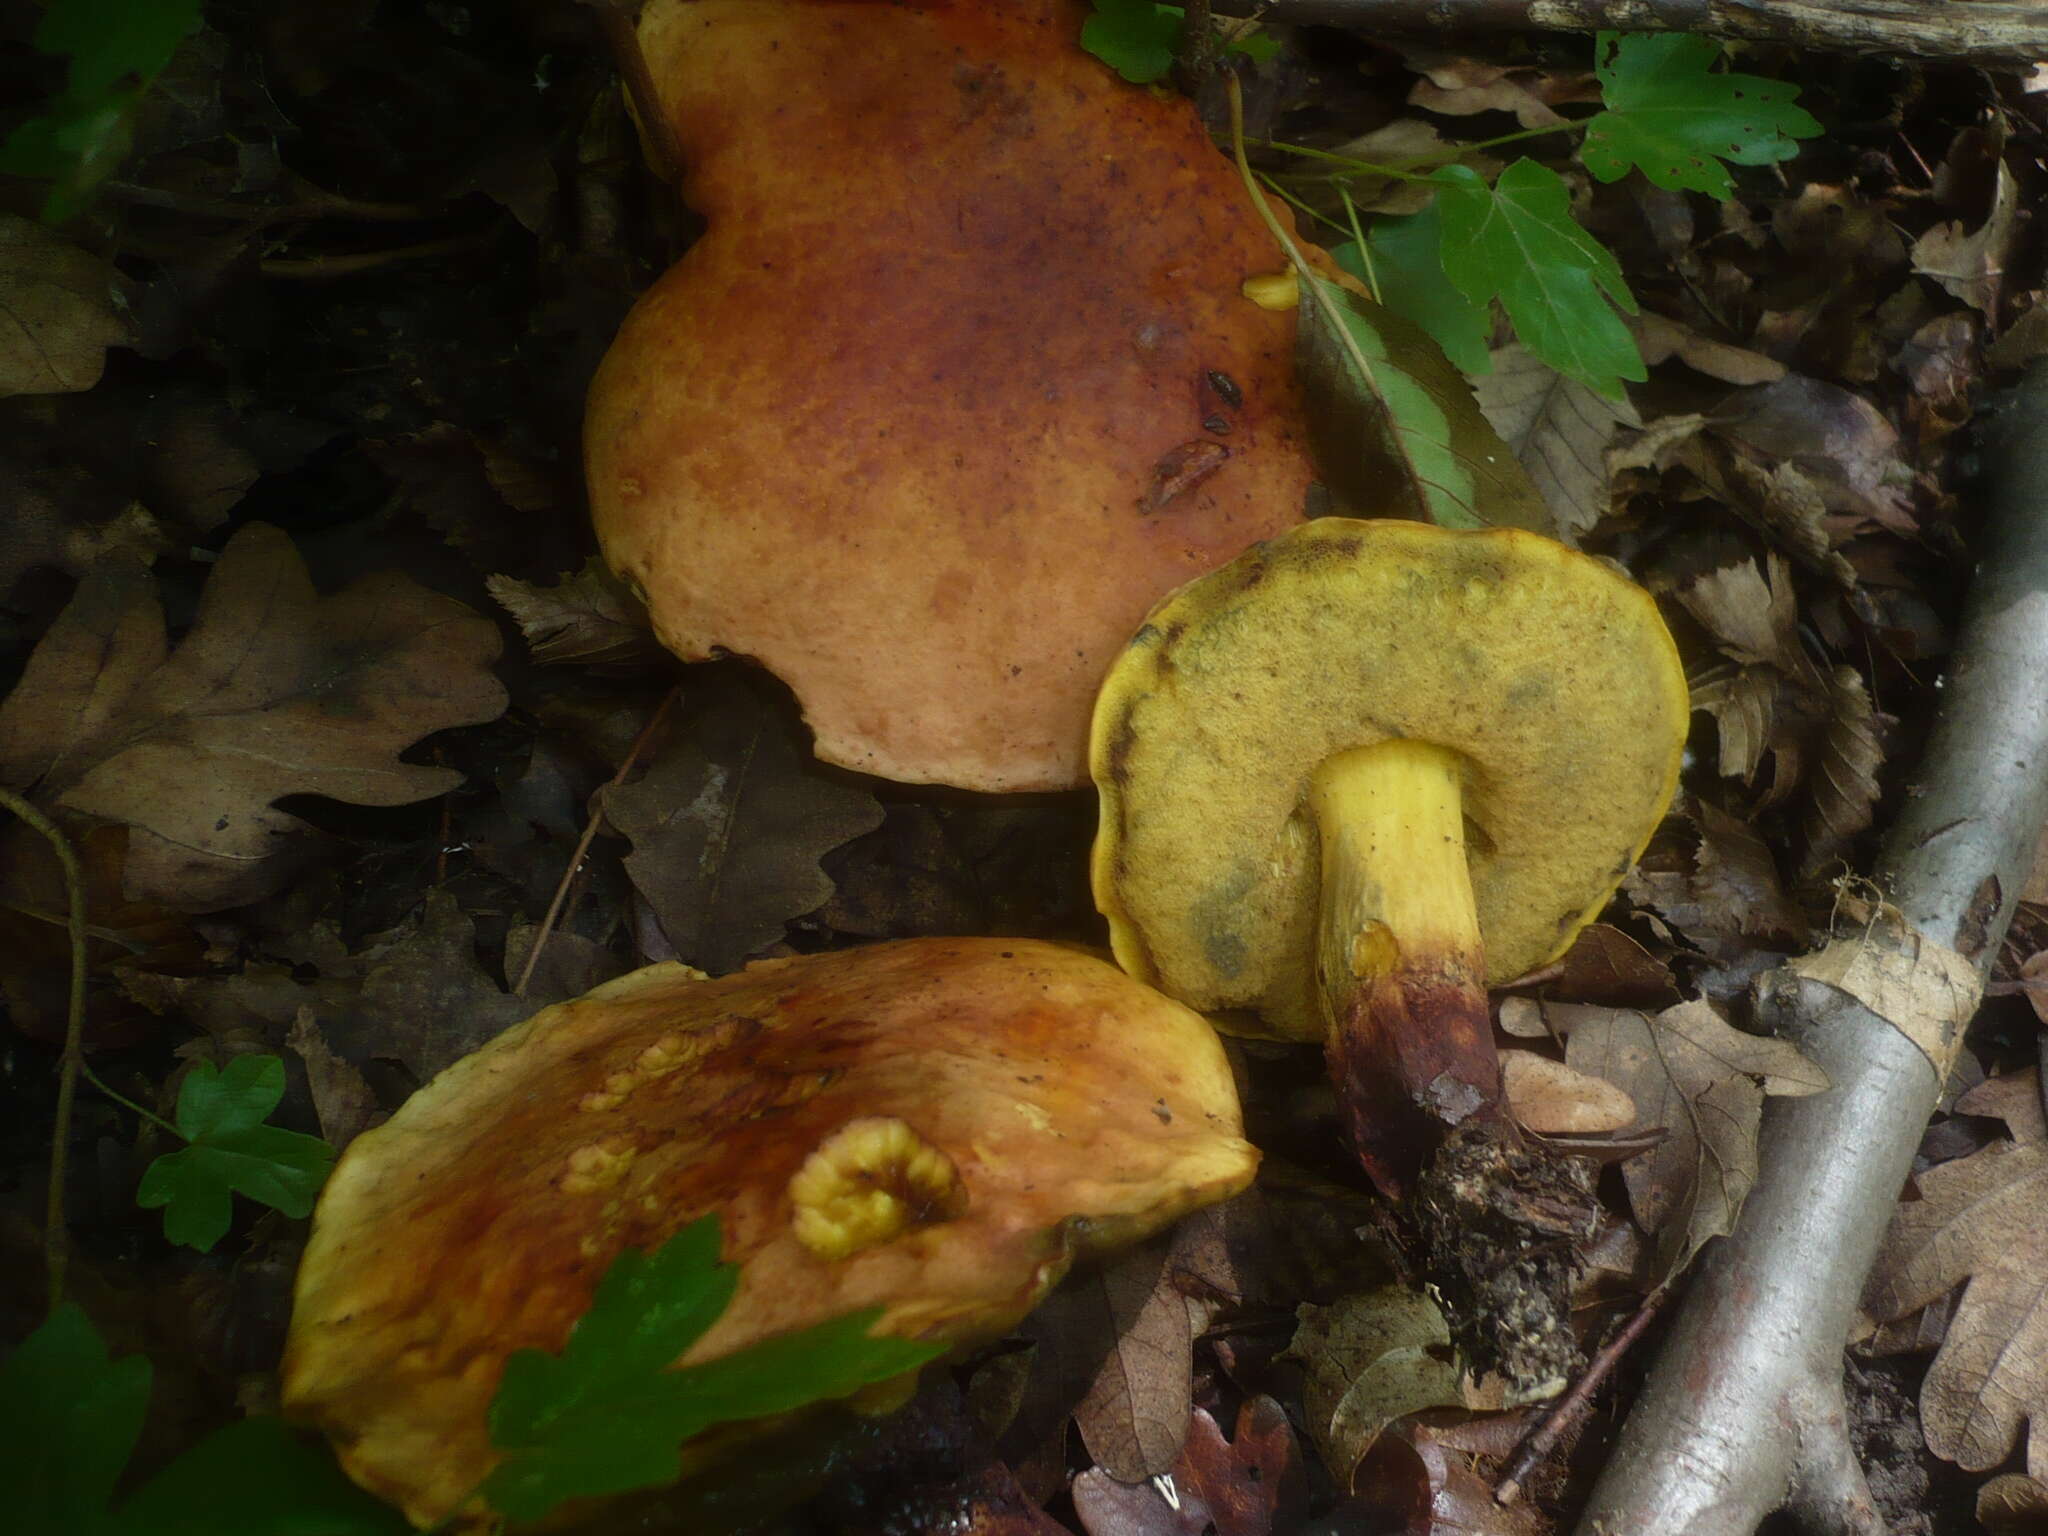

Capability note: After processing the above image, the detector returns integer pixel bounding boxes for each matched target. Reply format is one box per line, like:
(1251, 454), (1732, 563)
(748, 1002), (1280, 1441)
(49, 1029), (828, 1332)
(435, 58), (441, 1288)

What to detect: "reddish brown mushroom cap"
(586, 0), (1315, 791)
(280, 938), (1256, 1526)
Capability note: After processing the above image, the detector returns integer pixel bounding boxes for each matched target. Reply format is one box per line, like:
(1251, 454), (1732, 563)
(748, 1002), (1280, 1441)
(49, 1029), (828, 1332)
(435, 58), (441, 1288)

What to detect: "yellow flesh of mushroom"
(1311, 739), (1501, 1192)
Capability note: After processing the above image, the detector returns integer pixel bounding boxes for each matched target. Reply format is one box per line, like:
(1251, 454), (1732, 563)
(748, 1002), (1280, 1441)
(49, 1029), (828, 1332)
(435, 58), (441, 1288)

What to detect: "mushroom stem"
(1309, 739), (1503, 1197)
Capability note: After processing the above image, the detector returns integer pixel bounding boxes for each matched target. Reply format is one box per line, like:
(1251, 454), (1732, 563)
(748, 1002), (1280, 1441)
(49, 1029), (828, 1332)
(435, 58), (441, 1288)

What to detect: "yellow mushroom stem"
(1309, 738), (1506, 1197)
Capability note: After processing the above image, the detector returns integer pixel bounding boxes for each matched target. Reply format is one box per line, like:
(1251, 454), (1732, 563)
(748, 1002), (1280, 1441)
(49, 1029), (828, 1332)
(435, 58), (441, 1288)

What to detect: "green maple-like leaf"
(1582, 32), (1821, 198)
(483, 1216), (943, 1524)
(0, 1304), (149, 1536)
(1080, 0), (1182, 83)
(0, 1307), (407, 1536)
(1432, 159), (1645, 400)
(135, 1055), (337, 1252)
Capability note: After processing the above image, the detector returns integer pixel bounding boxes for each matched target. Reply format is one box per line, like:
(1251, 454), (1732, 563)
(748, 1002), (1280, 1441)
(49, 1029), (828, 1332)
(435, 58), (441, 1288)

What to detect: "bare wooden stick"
(1214, 0), (2048, 68)
(1496, 1279), (1672, 1505)
(512, 686), (678, 997)
(1576, 360), (2048, 1534)
(3, 789), (88, 1315)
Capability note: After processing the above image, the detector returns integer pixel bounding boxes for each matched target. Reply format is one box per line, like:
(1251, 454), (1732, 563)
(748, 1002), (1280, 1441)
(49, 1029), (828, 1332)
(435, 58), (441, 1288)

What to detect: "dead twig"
(1495, 1279), (1671, 1504)
(584, 0), (689, 190)
(1578, 360), (2048, 1534)
(512, 686), (679, 997)
(1214, 0), (2048, 68)
(258, 234), (496, 280)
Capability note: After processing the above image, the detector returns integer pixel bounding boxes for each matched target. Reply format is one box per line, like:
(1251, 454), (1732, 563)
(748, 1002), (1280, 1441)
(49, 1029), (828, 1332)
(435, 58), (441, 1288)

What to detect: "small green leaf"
(0, 1305), (150, 1536)
(135, 1056), (337, 1251)
(115, 1418), (411, 1536)
(1582, 32), (1821, 198)
(1080, 0), (1182, 84)
(482, 1216), (943, 1525)
(1433, 159), (1646, 400)
(1337, 205), (1494, 377)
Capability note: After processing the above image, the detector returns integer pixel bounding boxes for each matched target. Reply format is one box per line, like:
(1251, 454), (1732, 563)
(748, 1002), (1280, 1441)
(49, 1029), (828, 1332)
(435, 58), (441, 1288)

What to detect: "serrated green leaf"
(115, 1417), (411, 1536)
(1295, 267), (1550, 533)
(1433, 159), (1645, 400)
(482, 1216), (942, 1525)
(1582, 32), (1820, 198)
(1080, 0), (1182, 84)
(652, 1310), (940, 1426)
(0, 1305), (150, 1536)
(135, 1056), (336, 1251)
(1337, 206), (1493, 377)
(489, 1217), (737, 1449)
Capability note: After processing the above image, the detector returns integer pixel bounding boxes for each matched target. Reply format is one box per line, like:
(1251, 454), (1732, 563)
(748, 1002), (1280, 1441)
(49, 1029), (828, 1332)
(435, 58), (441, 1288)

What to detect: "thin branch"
(1214, 0), (2048, 68)
(1577, 359), (2048, 1533)
(1495, 1279), (1672, 1504)
(257, 234), (495, 280)
(3, 789), (87, 1317)
(101, 178), (438, 224)
(586, 0), (688, 189)
(512, 686), (679, 997)
(79, 1061), (182, 1141)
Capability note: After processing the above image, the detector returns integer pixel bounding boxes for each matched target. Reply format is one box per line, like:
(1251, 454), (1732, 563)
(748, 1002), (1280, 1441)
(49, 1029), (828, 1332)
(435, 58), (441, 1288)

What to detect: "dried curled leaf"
(1676, 436), (1858, 588)
(1473, 343), (1640, 542)
(1711, 374), (1915, 533)
(1071, 1398), (1305, 1536)
(488, 560), (661, 670)
(1802, 666), (1887, 878)
(1625, 799), (1808, 958)
(1676, 555), (1804, 672)
(1500, 1049), (1635, 1134)
(1563, 998), (1827, 1280)
(1913, 160), (2018, 318)
(0, 524), (506, 910)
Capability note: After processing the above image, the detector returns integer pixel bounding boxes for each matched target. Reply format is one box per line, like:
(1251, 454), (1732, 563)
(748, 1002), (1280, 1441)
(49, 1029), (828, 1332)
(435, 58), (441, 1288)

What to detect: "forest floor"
(5, 3), (2048, 1534)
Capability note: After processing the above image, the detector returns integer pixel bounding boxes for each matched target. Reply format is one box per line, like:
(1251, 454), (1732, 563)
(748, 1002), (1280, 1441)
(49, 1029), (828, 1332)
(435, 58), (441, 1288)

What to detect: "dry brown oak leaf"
(1866, 1070), (2048, 1482)
(1548, 998), (1829, 1282)
(0, 522), (506, 911)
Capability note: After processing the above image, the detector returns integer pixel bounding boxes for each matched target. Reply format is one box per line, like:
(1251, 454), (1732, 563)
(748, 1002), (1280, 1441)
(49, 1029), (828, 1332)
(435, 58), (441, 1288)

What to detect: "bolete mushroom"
(1091, 518), (1687, 1198)
(280, 938), (1256, 1528)
(586, 0), (1315, 792)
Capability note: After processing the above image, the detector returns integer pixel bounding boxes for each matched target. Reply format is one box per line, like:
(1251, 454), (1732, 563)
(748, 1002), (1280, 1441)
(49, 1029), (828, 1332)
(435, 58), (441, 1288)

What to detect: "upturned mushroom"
(586, 0), (1315, 792)
(1091, 519), (1687, 1197)
(280, 938), (1257, 1528)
